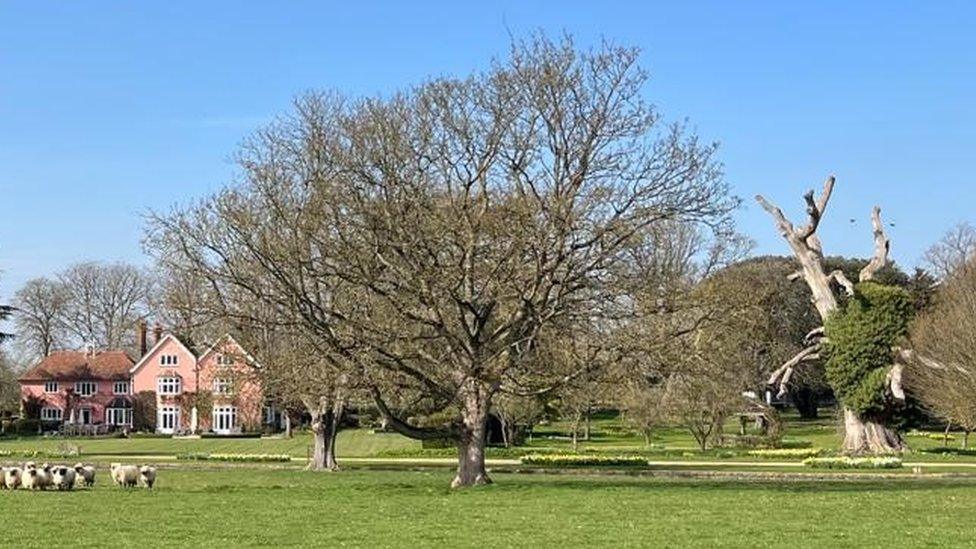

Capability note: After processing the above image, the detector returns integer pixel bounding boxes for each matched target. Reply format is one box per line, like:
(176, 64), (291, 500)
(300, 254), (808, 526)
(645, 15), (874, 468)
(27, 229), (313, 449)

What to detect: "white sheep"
(0, 467), (6, 490)
(110, 463), (139, 488)
(22, 466), (49, 490)
(3, 467), (21, 490)
(139, 465), (157, 489)
(73, 463), (96, 488)
(52, 466), (77, 491)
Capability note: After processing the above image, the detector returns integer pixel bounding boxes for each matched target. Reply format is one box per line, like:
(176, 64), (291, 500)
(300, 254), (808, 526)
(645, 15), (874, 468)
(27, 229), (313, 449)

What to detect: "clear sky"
(2, 1), (974, 300)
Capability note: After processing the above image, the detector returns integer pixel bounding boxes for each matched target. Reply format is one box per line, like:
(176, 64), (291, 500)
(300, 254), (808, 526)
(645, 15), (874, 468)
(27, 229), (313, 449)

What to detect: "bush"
(176, 452), (292, 463)
(520, 454), (648, 467)
(748, 448), (823, 459)
(802, 456), (903, 470)
(8, 419), (41, 435)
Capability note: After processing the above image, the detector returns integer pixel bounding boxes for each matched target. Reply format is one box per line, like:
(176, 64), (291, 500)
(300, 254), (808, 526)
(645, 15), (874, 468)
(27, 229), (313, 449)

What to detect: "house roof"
(129, 333), (197, 375)
(19, 350), (135, 382)
(198, 333), (262, 369)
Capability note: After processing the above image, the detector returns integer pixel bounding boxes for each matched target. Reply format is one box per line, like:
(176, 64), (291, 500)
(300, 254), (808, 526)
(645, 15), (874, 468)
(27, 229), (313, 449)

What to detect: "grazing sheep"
(52, 466), (77, 491)
(73, 463), (96, 488)
(23, 461), (36, 471)
(139, 465), (157, 490)
(110, 463), (139, 488)
(0, 467), (6, 490)
(3, 467), (21, 490)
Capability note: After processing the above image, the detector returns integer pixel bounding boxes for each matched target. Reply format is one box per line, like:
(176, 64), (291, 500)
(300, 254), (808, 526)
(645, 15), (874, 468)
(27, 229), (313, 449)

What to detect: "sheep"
(3, 467), (21, 490)
(110, 463), (139, 488)
(0, 467), (6, 490)
(139, 465), (157, 490)
(22, 467), (49, 491)
(51, 466), (77, 491)
(73, 463), (96, 488)
(23, 461), (36, 471)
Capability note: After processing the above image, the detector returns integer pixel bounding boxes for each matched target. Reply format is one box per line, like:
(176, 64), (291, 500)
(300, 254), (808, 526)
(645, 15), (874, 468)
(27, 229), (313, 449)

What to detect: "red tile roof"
(19, 350), (135, 382)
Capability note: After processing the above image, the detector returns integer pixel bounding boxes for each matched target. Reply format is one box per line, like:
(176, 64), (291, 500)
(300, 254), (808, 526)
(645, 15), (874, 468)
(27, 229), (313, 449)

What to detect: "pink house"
(20, 329), (270, 435)
(130, 333), (265, 434)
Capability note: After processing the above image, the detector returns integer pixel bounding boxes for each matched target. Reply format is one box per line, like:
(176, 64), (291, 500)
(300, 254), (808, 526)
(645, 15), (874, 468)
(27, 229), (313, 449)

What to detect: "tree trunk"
(583, 407), (591, 441)
(307, 400), (343, 471)
(842, 409), (905, 454)
(452, 389), (491, 489)
(944, 421), (953, 447)
(571, 410), (582, 452)
(792, 387), (819, 419)
(964, 430), (970, 449)
(498, 415), (510, 448)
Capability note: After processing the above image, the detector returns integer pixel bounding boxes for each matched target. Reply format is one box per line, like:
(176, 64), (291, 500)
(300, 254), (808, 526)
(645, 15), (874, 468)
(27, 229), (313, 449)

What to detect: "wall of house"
(197, 339), (264, 432)
(20, 379), (125, 424)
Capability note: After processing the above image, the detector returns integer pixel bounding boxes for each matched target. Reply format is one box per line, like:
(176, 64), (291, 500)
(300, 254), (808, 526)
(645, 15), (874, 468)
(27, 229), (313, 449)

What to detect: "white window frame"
(105, 407), (133, 426)
(157, 377), (182, 396)
(212, 377), (233, 395)
(216, 354), (235, 366)
(263, 406), (276, 425)
(74, 380), (97, 397)
(158, 405), (180, 434)
(160, 354), (179, 366)
(43, 381), (59, 394)
(40, 407), (62, 421)
(212, 405), (237, 434)
(113, 381), (131, 395)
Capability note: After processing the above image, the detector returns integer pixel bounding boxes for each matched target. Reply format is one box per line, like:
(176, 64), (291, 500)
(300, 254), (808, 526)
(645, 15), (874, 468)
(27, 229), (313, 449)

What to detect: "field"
(3, 468), (976, 548)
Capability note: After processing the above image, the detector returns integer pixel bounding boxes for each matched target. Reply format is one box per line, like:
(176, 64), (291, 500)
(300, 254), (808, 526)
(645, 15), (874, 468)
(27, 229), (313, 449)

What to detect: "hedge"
(802, 456), (903, 470)
(520, 454), (648, 467)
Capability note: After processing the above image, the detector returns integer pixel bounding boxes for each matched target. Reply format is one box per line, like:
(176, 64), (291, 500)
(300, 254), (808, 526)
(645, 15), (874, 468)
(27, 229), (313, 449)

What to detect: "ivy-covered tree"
(757, 178), (929, 454)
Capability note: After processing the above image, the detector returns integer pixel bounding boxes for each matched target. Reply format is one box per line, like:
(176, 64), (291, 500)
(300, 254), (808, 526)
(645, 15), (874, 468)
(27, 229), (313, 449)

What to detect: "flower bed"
(177, 452), (292, 463)
(520, 454), (648, 467)
(747, 448), (823, 459)
(802, 456), (903, 470)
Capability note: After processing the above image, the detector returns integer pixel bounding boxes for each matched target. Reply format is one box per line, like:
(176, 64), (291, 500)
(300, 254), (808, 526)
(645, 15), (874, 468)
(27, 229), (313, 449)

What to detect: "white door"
(158, 406), (180, 434)
(212, 406), (237, 435)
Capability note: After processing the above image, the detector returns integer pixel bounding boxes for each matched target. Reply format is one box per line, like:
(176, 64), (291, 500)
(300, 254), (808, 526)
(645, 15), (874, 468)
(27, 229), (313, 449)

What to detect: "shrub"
(802, 456), (903, 470)
(176, 452), (292, 463)
(748, 448), (823, 459)
(520, 454), (648, 467)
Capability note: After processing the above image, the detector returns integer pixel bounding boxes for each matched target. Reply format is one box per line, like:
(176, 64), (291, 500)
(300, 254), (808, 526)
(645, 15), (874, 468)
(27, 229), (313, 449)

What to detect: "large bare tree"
(13, 277), (68, 357)
(757, 178), (915, 453)
(146, 35), (737, 487)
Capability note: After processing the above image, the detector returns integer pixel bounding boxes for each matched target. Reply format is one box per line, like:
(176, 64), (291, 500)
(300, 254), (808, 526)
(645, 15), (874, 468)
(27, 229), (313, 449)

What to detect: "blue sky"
(2, 1), (974, 300)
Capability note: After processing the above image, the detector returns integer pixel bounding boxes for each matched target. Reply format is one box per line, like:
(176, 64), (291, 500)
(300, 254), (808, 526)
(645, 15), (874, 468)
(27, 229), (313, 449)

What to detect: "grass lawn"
(0, 429), (420, 458)
(2, 468), (976, 547)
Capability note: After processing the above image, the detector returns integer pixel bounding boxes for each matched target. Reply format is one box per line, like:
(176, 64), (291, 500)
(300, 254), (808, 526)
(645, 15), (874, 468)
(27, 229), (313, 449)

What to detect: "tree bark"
(842, 408), (905, 454)
(307, 398), (343, 471)
(452, 388), (492, 489)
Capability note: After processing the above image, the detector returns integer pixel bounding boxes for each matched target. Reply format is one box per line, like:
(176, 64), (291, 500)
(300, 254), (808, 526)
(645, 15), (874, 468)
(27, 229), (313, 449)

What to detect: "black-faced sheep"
(3, 467), (21, 490)
(139, 465), (157, 489)
(52, 466), (77, 491)
(73, 463), (96, 488)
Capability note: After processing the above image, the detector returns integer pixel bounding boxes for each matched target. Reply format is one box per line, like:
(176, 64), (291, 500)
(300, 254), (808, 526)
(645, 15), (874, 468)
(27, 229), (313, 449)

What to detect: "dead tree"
(757, 177), (910, 453)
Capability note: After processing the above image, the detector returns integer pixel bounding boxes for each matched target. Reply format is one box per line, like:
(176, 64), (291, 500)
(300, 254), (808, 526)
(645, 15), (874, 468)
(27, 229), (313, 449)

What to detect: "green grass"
(3, 468), (976, 547)
(0, 429), (419, 458)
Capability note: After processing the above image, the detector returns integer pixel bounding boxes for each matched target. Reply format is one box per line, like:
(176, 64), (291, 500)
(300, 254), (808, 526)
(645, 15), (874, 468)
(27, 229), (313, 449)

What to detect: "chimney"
(153, 323), (164, 345)
(138, 320), (148, 357)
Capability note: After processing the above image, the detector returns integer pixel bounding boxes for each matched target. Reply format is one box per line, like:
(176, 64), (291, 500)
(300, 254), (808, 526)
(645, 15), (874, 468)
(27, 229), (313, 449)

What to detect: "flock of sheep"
(0, 462), (156, 491)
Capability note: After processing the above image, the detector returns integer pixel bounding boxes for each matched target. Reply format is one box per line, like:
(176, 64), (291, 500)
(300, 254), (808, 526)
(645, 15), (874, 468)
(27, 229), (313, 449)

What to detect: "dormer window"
(74, 381), (97, 397)
(44, 381), (59, 394)
(160, 354), (179, 366)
